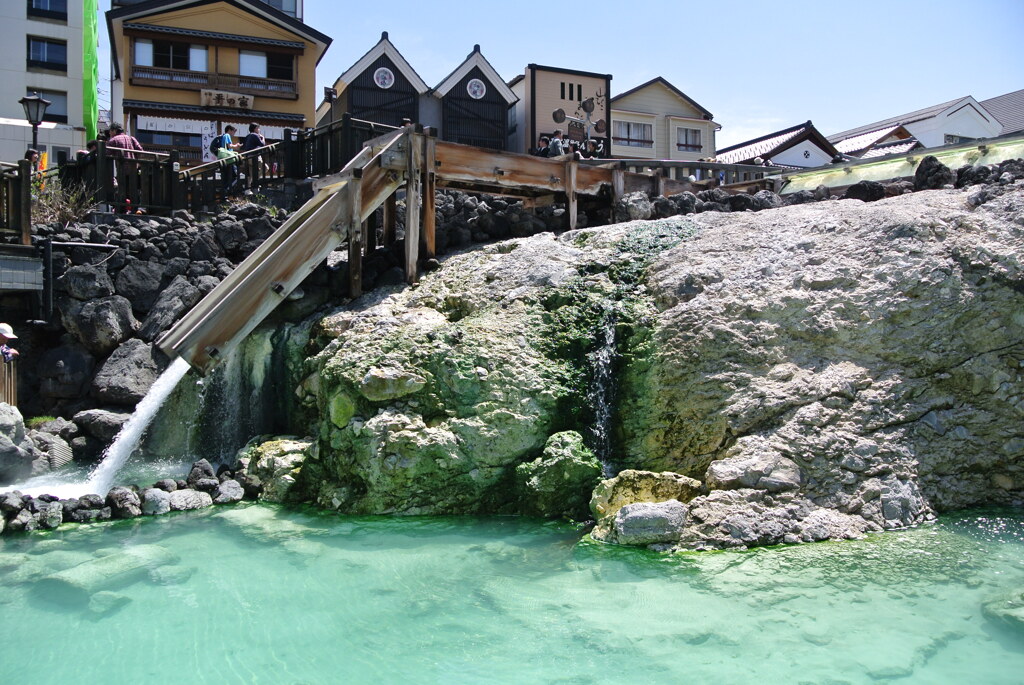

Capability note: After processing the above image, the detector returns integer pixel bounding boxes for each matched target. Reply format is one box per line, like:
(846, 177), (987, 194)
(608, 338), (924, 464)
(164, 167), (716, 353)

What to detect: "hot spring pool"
(1, 505), (1021, 683)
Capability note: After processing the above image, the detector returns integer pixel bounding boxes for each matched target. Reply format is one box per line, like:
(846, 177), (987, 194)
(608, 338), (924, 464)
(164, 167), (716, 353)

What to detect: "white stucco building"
(0, 0), (95, 165)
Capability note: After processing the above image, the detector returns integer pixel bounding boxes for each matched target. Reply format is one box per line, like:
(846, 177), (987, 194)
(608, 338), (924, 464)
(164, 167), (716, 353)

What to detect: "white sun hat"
(0, 323), (17, 339)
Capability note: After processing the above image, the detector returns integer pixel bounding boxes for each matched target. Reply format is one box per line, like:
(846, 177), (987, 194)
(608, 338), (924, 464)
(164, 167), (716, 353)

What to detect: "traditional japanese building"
(431, 45), (516, 150)
(609, 77), (718, 161)
(107, 0), (331, 163)
(316, 32), (428, 129)
(508, 64), (612, 155)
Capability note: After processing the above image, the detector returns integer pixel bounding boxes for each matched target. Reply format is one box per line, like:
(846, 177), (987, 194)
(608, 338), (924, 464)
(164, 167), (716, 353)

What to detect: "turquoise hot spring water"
(0, 504), (1021, 684)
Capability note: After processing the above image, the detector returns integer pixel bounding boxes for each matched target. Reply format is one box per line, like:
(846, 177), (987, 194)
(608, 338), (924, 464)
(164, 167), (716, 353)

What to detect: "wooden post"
(383, 192), (397, 246)
(16, 160), (31, 245)
(422, 129), (436, 258)
(347, 175), (363, 298)
(565, 159), (578, 230)
(404, 131), (421, 284)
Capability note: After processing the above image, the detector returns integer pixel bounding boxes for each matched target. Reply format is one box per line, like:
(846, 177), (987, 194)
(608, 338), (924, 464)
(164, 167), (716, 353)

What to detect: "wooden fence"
(0, 360), (16, 407)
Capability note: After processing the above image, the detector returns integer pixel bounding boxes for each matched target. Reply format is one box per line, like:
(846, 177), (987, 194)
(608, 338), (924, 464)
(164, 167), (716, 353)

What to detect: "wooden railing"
(286, 114), (399, 180)
(130, 66), (297, 99)
(0, 359), (16, 407)
(177, 143), (288, 212)
(1, 161), (32, 245)
(585, 158), (780, 190)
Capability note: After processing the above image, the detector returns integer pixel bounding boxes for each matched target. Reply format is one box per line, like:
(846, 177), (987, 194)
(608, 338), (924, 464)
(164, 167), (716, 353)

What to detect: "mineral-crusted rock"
(619, 186), (1024, 535)
(358, 366), (427, 402)
(673, 489), (873, 550)
(609, 499), (688, 545)
(590, 469), (703, 540)
(514, 431), (602, 519)
(705, 436), (802, 493)
(240, 437), (310, 503)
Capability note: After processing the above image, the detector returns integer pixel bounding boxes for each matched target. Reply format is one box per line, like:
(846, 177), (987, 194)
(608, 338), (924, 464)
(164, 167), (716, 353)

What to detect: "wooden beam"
(422, 132), (437, 258)
(347, 176), (363, 298)
(383, 192), (396, 246)
(404, 131), (421, 284)
(565, 159), (578, 230)
(434, 141), (606, 197)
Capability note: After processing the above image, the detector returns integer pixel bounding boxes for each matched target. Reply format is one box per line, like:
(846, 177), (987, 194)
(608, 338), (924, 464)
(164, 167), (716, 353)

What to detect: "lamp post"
(19, 92), (51, 151)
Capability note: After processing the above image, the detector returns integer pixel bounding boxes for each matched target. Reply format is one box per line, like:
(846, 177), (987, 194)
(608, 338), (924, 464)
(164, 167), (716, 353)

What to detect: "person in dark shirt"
(240, 123), (268, 193)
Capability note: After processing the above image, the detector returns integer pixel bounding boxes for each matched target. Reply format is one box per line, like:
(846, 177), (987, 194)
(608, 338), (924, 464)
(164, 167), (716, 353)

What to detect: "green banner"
(82, 0), (99, 140)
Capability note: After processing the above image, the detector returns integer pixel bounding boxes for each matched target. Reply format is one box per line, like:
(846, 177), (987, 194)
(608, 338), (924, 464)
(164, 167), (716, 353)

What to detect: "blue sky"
(101, 0), (1024, 147)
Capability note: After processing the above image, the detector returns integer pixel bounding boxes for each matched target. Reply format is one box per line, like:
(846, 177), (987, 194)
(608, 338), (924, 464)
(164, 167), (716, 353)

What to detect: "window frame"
(613, 120), (654, 148)
(676, 126), (702, 152)
(27, 88), (68, 124)
(27, 35), (67, 72)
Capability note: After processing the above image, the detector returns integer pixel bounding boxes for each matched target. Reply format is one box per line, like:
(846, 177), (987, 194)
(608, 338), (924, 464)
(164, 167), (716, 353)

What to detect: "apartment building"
(0, 0), (97, 164)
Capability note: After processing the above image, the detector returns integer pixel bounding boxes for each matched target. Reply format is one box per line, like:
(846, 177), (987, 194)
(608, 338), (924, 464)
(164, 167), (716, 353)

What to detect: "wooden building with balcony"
(107, 0), (330, 164)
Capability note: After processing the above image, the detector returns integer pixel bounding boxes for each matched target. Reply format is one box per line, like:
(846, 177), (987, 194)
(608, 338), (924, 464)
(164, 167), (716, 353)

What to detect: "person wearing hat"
(0, 323), (19, 363)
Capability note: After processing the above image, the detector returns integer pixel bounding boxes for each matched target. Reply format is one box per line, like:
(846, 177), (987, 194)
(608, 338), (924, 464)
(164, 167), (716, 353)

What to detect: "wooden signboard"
(201, 90), (253, 110)
(568, 120), (585, 143)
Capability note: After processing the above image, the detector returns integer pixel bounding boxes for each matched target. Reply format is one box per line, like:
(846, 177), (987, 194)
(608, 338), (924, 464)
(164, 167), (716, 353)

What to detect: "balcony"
(130, 65), (298, 100)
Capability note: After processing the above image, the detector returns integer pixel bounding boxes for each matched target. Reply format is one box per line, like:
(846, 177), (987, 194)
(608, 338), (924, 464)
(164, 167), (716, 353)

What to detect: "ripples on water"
(0, 508), (1020, 684)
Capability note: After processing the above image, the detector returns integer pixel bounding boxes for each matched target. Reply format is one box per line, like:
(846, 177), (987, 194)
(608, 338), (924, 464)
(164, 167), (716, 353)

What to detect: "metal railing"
(584, 158), (780, 188)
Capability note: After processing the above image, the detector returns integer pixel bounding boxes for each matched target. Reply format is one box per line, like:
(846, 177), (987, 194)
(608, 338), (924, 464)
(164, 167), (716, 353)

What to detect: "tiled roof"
(123, 22), (306, 49)
(716, 122), (809, 164)
(860, 139), (921, 158)
(123, 99), (306, 123)
(833, 125), (900, 154)
(980, 88), (1024, 135)
(826, 96), (968, 143)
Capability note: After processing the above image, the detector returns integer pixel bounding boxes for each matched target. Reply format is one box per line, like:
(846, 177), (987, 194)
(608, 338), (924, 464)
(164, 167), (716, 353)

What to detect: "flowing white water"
(586, 310), (618, 476)
(12, 357), (192, 498)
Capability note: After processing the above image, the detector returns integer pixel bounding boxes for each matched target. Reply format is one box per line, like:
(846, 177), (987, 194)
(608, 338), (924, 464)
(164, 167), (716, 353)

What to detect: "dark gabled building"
(431, 45), (517, 150)
(316, 32), (428, 128)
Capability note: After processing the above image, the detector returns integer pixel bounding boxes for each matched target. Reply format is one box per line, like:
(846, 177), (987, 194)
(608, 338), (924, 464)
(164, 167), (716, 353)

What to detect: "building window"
(240, 51), (293, 80)
(569, 83), (574, 100)
(944, 134), (966, 145)
(613, 121), (653, 148)
(27, 36), (67, 71)
(676, 127), (702, 152)
(27, 0), (68, 21)
(135, 39), (207, 72)
(27, 88), (68, 124)
(135, 130), (203, 149)
(560, 82), (565, 99)
(259, 0), (298, 17)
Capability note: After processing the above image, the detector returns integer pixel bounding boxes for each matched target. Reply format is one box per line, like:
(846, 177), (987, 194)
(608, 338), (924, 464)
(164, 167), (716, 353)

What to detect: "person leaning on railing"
(0, 323), (19, 363)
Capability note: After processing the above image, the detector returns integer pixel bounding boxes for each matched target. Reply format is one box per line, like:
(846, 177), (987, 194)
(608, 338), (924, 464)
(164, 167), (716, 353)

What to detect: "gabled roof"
(860, 138), (923, 159)
(432, 45), (517, 104)
(332, 31), (429, 95)
(611, 76), (713, 120)
(826, 96), (972, 143)
(979, 88), (1024, 136)
(716, 120), (838, 165)
(833, 124), (914, 156)
(107, 0), (332, 79)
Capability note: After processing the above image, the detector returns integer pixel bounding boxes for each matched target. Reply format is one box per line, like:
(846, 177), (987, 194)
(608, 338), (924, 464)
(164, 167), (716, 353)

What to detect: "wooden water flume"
(157, 125), (697, 375)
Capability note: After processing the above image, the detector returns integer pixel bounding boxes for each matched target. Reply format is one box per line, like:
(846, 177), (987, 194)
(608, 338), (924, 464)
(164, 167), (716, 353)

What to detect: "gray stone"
(38, 501), (63, 529)
(141, 488), (171, 515)
(115, 259), (166, 314)
(60, 264), (115, 300)
(72, 408), (131, 442)
(614, 191), (654, 222)
(106, 486), (142, 518)
(59, 295), (139, 356)
(138, 275), (202, 342)
(213, 479), (244, 504)
(91, 339), (167, 405)
(168, 489), (213, 511)
(914, 155), (954, 191)
(611, 500), (688, 545)
(186, 459), (216, 487)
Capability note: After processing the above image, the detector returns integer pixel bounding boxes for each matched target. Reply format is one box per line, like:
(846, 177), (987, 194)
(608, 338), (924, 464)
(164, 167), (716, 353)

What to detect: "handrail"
(179, 142), (280, 179)
(106, 146), (170, 161)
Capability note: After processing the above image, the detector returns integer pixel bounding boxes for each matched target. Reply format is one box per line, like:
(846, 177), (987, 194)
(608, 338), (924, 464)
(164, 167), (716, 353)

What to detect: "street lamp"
(19, 92), (51, 151)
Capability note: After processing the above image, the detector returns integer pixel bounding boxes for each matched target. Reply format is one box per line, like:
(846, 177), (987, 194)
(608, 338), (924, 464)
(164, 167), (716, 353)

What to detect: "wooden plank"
(434, 141), (607, 197)
(17, 161), (31, 246)
(404, 130), (422, 284)
(565, 159), (578, 230)
(422, 133), (436, 258)
(348, 177), (363, 298)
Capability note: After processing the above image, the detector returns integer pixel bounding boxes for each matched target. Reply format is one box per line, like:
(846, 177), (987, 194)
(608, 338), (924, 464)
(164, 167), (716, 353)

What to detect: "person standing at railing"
(0, 323), (19, 363)
(241, 123), (267, 195)
(215, 125), (243, 196)
(106, 123), (144, 159)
